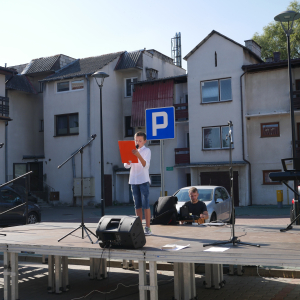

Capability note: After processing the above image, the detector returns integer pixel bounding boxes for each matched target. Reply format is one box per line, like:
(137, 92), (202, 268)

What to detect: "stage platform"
(1, 222), (300, 300)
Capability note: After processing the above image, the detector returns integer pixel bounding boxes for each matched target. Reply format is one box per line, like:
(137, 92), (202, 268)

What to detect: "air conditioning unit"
(73, 177), (95, 197)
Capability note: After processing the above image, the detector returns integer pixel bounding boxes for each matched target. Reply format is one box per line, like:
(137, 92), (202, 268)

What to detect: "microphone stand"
(203, 121), (260, 248)
(57, 134), (97, 244)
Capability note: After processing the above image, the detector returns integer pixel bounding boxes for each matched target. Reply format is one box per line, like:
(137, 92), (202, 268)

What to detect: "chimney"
(273, 52), (281, 62)
(244, 40), (262, 58)
(266, 57), (273, 63)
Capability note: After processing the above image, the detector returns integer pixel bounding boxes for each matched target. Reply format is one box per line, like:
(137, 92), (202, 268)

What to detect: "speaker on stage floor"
(96, 215), (146, 249)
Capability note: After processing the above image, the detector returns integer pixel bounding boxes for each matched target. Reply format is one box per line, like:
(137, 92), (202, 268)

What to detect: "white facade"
(42, 50), (185, 205)
(0, 73), (6, 184)
(244, 66), (300, 205)
(183, 31), (262, 206)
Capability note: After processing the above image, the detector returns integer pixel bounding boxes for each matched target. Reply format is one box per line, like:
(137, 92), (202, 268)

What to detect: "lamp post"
(275, 10), (300, 223)
(92, 71), (109, 217)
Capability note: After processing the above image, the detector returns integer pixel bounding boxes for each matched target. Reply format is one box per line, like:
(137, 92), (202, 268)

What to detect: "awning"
(131, 79), (174, 127)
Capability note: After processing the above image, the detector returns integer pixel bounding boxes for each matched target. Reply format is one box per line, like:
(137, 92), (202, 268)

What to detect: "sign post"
(146, 107), (175, 196)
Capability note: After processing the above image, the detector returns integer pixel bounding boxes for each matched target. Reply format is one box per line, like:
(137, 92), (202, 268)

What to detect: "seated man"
(184, 187), (209, 220)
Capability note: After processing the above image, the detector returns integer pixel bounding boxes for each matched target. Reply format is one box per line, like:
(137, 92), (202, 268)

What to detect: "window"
(125, 116), (134, 137)
(57, 80), (84, 92)
(55, 113), (79, 136)
(146, 68), (158, 80)
(203, 125), (233, 149)
(263, 170), (281, 185)
(57, 81), (69, 92)
(261, 122), (280, 137)
(201, 78), (232, 103)
(125, 78), (137, 97)
(150, 174), (161, 187)
(71, 80), (84, 90)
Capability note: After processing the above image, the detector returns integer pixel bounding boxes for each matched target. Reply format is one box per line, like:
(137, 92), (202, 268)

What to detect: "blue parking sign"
(146, 107), (175, 140)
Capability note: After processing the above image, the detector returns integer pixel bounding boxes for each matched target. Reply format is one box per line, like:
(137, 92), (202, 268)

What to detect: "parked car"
(0, 186), (41, 226)
(173, 186), (234, 223)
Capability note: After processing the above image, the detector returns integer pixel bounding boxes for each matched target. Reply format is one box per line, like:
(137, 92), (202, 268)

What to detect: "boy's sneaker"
(144, 227), (152, 235)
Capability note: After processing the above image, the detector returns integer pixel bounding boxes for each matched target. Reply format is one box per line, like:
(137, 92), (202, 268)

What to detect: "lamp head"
(274, 10), (300, 23)
(92, 71), (109, 87)
(274, 10), (300, 35)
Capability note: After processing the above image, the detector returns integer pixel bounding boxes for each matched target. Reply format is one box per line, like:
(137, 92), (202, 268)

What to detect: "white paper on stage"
(203, 247), (229, 252)
(161, 244), (190, 251)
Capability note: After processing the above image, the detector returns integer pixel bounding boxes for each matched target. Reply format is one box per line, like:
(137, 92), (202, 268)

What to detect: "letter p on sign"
(152, 112), (168, 136)
(146, 107), (175, 140)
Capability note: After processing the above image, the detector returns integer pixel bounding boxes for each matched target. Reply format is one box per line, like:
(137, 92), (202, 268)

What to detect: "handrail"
(0, 171), (33, 188)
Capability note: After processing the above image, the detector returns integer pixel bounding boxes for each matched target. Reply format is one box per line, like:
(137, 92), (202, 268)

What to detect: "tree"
(253, 1), (300, 61)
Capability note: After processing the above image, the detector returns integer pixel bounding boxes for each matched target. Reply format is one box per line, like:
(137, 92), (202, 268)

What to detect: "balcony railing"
(174, 103), (188, 121)
(0, 96), (9, 118)
(175, 148), (190, 164)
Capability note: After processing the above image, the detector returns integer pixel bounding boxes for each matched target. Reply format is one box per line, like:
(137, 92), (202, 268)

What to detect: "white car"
(173, 186), (234, 223)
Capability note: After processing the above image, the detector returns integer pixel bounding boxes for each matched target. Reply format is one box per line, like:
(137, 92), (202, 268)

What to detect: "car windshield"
(175, 188), (213, 202)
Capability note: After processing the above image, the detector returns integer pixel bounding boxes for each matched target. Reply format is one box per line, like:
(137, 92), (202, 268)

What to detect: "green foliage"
(253, 1), (300, 61)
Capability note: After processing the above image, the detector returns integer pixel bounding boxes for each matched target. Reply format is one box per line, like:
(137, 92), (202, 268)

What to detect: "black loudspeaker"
(151, 196), (178, 225)
(96, 215), (146, 249)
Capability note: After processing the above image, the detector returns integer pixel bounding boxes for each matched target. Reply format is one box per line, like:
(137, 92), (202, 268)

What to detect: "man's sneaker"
(144, 227), (152, 235)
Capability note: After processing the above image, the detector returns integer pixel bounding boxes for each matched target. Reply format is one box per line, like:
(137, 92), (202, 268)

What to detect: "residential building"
(5, 55), (76, 193)
(242, 52), (300, 205)
(0, 66), (14, 184)
(39, 50), (185, 205)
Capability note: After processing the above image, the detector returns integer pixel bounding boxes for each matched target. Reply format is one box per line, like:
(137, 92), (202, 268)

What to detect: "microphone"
(136, 144), (139, 149)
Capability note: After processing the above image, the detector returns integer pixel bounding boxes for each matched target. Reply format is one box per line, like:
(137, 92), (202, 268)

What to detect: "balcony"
(175, 148), (190, 164)
(0, 96), (9, 119)
(174, 103), (188, 121)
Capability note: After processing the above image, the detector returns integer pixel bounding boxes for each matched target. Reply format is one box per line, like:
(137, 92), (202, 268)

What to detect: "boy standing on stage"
(124, 132), (152, 235)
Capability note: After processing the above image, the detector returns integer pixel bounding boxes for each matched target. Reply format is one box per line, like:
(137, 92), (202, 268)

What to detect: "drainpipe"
(86, 75), (91, 138)
(5, 89), (8, 182)
(240, 71), (252, 205)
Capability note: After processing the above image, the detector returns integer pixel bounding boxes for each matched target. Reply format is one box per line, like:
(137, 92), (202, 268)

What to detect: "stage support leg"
(228, 265), (243, 276)
(139, 260), (147, 300)
(48, 255), (68, 293)
(204, 264), (224, 289)
(149, 261), (158, 299)
(48, 255), (54, 293)
(174, 262), (196, 300)
(3, 252), (19, 300)
(11, 253), (18, 300)
(237, 265), (243, 275)
(55, 255), (62, 294)
(62, 256), (69, 291)
(174, 262), (183, 300)
(90, 258), (107, 279)
(138, 261), (158, 300)
(122, 259), (134, 269)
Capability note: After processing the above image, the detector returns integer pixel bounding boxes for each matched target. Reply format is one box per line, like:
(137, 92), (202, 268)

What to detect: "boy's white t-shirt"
(124, 145), (151, 184)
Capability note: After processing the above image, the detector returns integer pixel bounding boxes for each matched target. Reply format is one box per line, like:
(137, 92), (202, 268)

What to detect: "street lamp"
(275, 10), (300, 223)
(92, 71), (109, 217)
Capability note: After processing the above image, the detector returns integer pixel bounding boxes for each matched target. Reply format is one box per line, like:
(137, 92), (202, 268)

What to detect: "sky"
(0, 0), (294, 71)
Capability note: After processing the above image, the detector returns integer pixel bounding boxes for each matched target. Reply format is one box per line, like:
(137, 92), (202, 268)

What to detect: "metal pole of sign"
(160, 140), (164, 197)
